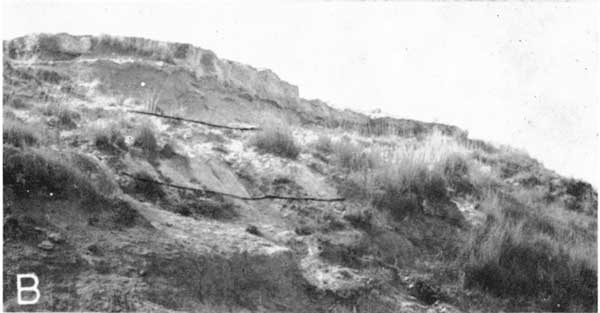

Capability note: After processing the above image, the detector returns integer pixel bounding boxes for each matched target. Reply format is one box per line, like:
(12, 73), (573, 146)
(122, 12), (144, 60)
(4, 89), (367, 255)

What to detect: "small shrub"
(249, 125), (300, 159)
(92, 124), (127, 152)
(41, 102), (80, 129)
(246, 225), (261, 236)
(133, 125), (158, 153)
(3, 119), (39, 148)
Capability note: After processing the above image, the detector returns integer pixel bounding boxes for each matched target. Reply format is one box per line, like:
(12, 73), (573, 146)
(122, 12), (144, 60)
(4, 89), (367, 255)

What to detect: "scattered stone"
(38, 240), (55, 251)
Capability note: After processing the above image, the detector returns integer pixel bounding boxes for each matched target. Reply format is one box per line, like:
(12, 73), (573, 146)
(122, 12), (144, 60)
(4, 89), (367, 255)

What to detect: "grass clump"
(334, 132), (470, 219)
(41, 102), (80, 129)
(92, 123), (127, 152)
(333, 140), (380, 172)
(249, 125), (300, 159)
(130, 171), (165, 201)
(133, 124), (158, 153)
(3, 119), (39, 148)
(5, 96), (31, 109)
(368, 164), (447, 219)
(3, 146), (98, 200)
(462, 191), (597, 311)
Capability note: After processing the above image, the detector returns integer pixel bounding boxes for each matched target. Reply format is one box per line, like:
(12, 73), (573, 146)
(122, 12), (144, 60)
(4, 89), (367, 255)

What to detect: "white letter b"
(17, 273), (40, 305)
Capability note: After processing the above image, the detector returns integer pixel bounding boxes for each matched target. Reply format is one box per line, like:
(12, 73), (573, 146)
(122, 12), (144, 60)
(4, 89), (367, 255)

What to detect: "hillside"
(2, 33), (598, 312)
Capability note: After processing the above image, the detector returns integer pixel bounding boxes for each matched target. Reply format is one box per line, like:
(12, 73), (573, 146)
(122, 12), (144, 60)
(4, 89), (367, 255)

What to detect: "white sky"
(2, 1), (599, 187)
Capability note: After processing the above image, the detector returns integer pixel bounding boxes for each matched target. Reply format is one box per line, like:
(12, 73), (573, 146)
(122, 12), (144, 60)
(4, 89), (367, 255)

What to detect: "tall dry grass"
(249, 125), (300, 159)
(462, 191), (597, 311)
(329, 130), (474, 218)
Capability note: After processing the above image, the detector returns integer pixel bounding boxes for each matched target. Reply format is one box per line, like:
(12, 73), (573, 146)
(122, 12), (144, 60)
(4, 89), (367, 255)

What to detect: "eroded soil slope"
(3, 34), (597, 313)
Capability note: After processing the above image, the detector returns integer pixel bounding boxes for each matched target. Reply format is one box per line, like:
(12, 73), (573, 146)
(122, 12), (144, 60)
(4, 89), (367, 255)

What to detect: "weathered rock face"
(5, 33), (299, 105)
(4, 33), (468, 139)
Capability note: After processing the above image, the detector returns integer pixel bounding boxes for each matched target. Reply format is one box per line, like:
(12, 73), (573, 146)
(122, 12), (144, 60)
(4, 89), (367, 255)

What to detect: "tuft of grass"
(133, 124), (158, 153)
(3, 119), (39, 148)
(41, 102), (80, 129)
(333, 141), (380, 172)
(370, 165), (446, 219)
(249, 125), (300, 159)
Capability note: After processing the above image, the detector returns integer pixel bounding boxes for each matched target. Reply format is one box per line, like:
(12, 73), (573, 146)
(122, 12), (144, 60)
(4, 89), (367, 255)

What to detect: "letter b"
(17, 273), (40, 305)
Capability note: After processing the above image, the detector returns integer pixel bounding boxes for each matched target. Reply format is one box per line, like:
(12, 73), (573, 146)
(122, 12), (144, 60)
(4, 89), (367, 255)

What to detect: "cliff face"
(4, 33), (465, 138)
(5, 33), (299, 105)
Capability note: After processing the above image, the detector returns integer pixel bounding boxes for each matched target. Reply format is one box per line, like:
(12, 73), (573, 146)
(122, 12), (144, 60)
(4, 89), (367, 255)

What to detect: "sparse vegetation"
(249, 125), (300, 159)
(3, 119), (39, 148)
(143, 88), (162, 113)
(41, 102), (80, 129)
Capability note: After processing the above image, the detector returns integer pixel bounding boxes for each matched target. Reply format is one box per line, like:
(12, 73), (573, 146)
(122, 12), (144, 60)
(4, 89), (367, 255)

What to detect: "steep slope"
(2, 33), (597, 313)
(5, 33), (466, 138)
